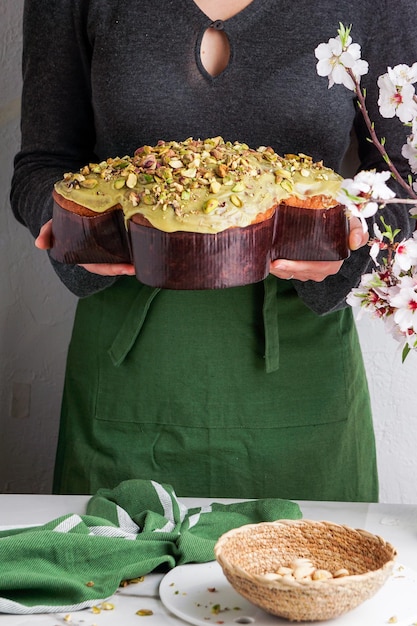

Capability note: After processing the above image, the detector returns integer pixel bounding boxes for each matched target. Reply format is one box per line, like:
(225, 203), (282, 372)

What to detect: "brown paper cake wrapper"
(129, 213), (274, 290)
(50, 195), (131, 265)
(50, 195), (349, 289)
(272, 202), (349, 261)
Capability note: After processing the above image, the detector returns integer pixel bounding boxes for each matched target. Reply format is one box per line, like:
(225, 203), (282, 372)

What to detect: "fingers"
(270, 259), (343, 282)
(35, 221), (136, 276)
(38, 216), (367, 281)
(270, 217), (369, 282)
(35, 220), (53, 250)
(348, 216), (369, 250)
(78, 263), (136, 276)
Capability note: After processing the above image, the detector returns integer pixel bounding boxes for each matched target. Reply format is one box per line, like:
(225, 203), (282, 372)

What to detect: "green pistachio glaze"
(54, 137), (342, 234)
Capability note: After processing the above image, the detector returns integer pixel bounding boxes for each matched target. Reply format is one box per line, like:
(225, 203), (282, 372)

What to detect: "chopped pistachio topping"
(54, 137), (342, 234)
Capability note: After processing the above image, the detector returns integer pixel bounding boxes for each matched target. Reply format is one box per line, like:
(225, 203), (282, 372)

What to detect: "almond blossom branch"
(315, 25), (417, 359)
(347, 67), (417, 199)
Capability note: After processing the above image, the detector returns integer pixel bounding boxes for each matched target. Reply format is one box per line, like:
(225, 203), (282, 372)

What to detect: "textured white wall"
(358, 320), (417, 503)
(0, 0), (76, 493)
(0, 0), (416, 501)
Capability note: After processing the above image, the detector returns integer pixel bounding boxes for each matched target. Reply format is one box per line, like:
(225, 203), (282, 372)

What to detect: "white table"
(0, 496), (416, 625)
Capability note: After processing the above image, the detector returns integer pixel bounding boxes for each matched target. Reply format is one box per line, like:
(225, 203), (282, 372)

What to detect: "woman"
(11, 0), (416, 499)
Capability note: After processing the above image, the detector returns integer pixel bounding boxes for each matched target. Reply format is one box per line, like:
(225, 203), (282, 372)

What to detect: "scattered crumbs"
(136, 608), (154, 616)
(233, 606), (242, 610)
(120, 576), (145, 587)
(387, 617), (398, 624)
(394, 565), (406, 579)
(91, 606), (101, 615)
(207, 587), (217, 592)
(174, 590), (179, 595)
(211, 604), (221, 615)
(85, 581), (95, 587)
(63, 616), (72, 623)
(169, 582), (175, 587)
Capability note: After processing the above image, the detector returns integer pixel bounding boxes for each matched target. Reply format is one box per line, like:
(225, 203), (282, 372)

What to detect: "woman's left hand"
(269, 216), (369, 282)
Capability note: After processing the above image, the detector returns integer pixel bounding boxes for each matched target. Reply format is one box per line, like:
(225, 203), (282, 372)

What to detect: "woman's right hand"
(35, 219), (136, 276)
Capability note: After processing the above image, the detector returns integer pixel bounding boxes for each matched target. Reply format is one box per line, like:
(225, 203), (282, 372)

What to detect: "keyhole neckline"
(197, 25), (232, 79)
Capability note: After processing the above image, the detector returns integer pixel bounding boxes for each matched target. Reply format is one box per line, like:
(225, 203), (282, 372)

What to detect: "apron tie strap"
(263, 275), (280, 373)
(108, 285), (161, 366)
(108, 279), (279, 371)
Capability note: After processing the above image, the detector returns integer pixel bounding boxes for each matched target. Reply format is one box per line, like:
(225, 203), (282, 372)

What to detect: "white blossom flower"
(369, 222), (385, 265)
(315, 34), (368, 91)
(373, 222), (384, 240)
(393, 237), (417, 273)
(337, 170), (395, 230)
(347, 271), (391, 316)
(346, 274), (374, 313)
(401, 135), (417, 173)
(377, 72), (417, 122)
(387, 63), (417, 86)
(369, 240), (381, 264)
(346, 291), (367, 318)
(390, 276), (417, 332)
(356, 170), (396, 200)
(401, 118), (417, 173)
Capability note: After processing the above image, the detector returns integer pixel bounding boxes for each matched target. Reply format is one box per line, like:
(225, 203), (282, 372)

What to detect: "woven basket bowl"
(214, 519), (397, 622)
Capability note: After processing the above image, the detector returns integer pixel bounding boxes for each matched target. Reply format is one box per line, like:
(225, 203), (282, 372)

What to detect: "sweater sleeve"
(10, 0), (117, 297)
(293, 0), (417, 315)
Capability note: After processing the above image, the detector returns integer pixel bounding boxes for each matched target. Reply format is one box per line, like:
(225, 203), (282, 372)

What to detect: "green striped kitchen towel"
(0, 479), (301, 614)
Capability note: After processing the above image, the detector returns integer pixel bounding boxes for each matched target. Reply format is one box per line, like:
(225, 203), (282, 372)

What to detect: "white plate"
(159, 561), (417, 626)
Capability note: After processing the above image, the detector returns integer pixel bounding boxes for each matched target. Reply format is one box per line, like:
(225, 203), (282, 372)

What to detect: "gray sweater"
(10, 0), (417, 313)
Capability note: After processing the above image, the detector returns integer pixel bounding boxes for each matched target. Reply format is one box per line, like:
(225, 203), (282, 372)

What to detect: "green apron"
(53, 276), (378, 501)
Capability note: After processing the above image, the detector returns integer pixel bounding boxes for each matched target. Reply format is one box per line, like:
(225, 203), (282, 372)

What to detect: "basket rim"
(214, 518), (397, 588)
(215, 518), (397, 548)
